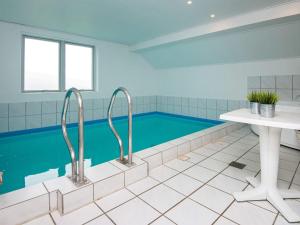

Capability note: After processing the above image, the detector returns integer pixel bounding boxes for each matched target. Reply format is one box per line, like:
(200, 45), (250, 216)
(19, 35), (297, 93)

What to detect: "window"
(24, 38), (60, 91)
(65, 44), (93, 90)
(23, 36), (94, 92)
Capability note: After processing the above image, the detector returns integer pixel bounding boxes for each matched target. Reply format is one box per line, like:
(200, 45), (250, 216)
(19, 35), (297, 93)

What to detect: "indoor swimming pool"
(0, 112), (222, 194)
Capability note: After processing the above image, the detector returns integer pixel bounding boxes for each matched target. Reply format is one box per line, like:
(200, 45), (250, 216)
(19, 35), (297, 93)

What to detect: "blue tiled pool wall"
(0, 95), (248, 133)
(248, 75), (300, 101)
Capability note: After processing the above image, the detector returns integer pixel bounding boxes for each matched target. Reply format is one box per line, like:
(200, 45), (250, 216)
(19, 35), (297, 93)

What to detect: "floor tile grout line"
(288, 160), (300, 189)
(212, 179), (256, 225)
(86, 202), (117, 225)
(147, 214), (178, 225)
(247, 201), (278, 215)
(0, 192), (49, 211)
(49, 213), (57, 225)
(93, 189), (137, 216)
(189, 196), (235, 217)
(272, 212), (280, 225)
(211, 199), (238, 225)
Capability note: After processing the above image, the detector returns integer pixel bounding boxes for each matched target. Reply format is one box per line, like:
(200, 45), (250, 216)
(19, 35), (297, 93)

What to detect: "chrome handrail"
(107, 87), (133, 165)
(61, 88), (86, 185)
(0, 171), (3, 185)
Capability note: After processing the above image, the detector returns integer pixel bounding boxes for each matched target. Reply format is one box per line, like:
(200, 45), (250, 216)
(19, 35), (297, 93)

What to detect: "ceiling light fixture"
(187, 1), (192, 5)
(210, 14), (215, 18)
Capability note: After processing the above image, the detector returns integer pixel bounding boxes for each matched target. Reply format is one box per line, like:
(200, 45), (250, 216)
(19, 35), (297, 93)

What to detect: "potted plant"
(247, 91), (260, 114)
(258, 91), (279, 118)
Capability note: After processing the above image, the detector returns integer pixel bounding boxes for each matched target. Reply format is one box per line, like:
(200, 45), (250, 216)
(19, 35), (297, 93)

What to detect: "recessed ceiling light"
(187, 1), (192, 5)
(210, 14), (216, 18)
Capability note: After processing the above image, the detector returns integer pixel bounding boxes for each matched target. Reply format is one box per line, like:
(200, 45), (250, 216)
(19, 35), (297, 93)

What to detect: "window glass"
(65, 44), (93, 90)
(24, 38), (59, 91)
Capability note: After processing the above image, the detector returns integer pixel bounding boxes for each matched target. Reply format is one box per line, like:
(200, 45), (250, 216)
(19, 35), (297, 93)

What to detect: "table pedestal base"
(234, 177), (300, 222)
(232, 126), (300, 223)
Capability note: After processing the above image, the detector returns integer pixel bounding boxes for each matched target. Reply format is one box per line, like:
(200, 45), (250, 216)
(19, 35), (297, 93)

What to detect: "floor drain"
(229, 161), (246, 169)
(178, 155), (190, 161)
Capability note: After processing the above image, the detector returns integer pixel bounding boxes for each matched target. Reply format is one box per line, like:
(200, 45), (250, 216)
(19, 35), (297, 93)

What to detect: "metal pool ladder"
(0, 171), (3, 185)
(107, 87), (134, 166)
(61, 88), (88, 186)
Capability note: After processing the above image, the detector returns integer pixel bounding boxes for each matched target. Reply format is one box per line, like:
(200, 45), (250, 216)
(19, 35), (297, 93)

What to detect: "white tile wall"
(1, 96), (157, 133)
(248, 75), (300, 102)
(1, 95), (248, 134)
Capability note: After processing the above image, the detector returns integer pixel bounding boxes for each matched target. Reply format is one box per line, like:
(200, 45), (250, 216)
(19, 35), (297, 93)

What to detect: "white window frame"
(22, 35), (96, 93)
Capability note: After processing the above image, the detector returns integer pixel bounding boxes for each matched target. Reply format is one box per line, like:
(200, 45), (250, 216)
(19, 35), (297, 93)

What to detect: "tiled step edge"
(135, 122), (246, 171)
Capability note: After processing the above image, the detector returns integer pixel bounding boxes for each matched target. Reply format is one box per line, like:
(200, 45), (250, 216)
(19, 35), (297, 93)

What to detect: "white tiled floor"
(85, 215), (114, 225)
(150, 216), (176, 225)
(23, 214), (54, 225)
(165, 159), (194, 172)
(51, 203), (102, 225)
(149, 165), (179, 182)
(26, 126), (300, 225)
(224, 202), (276, 225)
(165, 198), (219, 225)
(190, 185), (234, 213)
(126, 177), (159, 195)
(107, 197), (160, 225)
(164, 173), (203, 196)
(183, 165), (218, 182)
(95, 188), (135, 212)
(208, 174), (248, 194)
(198, 158), (228, 172)
(139, 184), (185, 213)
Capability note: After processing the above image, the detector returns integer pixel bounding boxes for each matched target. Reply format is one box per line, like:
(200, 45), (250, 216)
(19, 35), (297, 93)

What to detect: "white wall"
(0, 21), (158, 103)
(1, 21), (300, 104)
(156, 58), (300, 100)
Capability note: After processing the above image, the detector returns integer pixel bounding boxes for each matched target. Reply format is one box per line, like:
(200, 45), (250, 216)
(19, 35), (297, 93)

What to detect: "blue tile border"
(155, 112), (223, 125)
(0, 111), (223, 138)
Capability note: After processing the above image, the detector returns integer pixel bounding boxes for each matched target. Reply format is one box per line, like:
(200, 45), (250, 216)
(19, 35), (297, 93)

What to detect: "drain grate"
(229, 161), (246, 169)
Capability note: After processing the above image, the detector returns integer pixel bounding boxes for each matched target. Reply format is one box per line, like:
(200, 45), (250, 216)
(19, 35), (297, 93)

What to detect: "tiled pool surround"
(0, 121), (244, 225)
(19, 125), (300, 225)
(0, 96), (248, 133)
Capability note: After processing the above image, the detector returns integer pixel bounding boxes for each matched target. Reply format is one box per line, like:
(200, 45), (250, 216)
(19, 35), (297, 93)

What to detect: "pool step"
(43, 157), (147, 215)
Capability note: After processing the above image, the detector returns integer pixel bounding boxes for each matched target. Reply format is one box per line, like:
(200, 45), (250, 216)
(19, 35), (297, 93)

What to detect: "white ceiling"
(0, 0), (293, 45)
(139, 16), (300, 68)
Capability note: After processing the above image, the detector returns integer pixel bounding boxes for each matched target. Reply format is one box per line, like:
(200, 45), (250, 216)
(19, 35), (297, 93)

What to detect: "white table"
(220, 108), (300, 222)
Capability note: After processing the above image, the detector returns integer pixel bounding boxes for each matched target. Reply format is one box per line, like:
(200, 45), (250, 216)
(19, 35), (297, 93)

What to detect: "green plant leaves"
(247, 91), (260, 102)
(247, 91), (279, 104)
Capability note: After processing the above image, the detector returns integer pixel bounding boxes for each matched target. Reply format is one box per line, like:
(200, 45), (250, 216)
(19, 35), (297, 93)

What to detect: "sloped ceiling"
(138, 17), (300, 68)
(0, 0), (292, 45)
(0, 0), (299, 68)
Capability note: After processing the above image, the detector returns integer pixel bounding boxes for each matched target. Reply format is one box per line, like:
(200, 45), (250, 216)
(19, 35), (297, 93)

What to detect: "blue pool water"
(0, 112), (222, 194)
